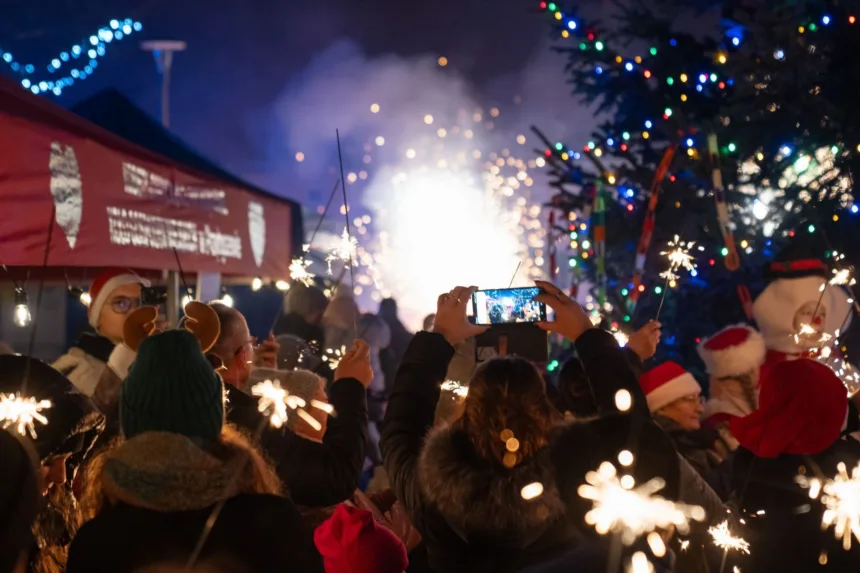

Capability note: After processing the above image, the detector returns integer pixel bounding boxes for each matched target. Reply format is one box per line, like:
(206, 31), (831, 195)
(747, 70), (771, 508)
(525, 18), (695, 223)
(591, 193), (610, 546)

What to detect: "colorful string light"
(0, 18), (143, 96)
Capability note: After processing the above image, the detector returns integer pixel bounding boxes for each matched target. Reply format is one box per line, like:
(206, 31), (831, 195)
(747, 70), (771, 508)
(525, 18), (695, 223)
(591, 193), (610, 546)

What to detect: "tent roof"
(71, 89), (290, 207)
(0, 74), (301, 278)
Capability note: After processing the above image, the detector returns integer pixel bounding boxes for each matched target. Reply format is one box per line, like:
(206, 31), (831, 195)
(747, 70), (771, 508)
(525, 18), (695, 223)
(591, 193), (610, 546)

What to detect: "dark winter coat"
(226, 376), (367, 508)
(66, 431), (323, 573)
(381, 332), (573, 573)
(721, 439), (860, 572)
(654, 415), (725, 479)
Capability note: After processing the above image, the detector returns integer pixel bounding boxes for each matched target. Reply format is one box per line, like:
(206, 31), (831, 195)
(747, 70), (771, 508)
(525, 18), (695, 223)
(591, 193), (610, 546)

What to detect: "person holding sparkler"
(0, 354), (105, 573)
(725, 359), (860, 571)
(68, 326), (324, 573)
(210, 303), (371, 509)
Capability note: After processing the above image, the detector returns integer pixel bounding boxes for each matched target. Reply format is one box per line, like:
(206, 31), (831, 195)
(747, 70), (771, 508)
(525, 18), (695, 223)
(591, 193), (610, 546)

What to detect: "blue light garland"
(0, 18), (143, 96)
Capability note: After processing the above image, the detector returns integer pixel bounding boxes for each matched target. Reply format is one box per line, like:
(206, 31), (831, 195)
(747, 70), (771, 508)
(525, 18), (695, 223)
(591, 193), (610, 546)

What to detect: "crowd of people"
(1, 246), (860, 572)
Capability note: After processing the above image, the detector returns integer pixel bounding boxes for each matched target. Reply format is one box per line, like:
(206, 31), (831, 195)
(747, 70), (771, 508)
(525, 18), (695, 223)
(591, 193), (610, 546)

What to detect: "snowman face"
(792, 300), (827, 345)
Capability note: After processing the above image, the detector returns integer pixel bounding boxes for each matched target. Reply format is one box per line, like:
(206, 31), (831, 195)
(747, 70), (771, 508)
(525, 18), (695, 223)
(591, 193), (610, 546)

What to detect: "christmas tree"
(538, 0), (860, 370)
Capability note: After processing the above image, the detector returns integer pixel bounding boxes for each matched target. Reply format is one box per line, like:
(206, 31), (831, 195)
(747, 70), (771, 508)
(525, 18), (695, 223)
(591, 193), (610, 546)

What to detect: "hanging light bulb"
(181, 294), (194, 308)
(219, 292), (234, 308)
(79, 290), (92, 306)
(275, 280), (290, 291)
(251, 277), (263, 291)
(13, 288), (31, 328)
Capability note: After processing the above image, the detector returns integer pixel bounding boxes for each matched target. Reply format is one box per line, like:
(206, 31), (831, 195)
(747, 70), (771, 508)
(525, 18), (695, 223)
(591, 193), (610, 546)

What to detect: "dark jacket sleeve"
(380, 332), (455, 516)
(574, 328), (651, 420)
(271, 377), (368, 507)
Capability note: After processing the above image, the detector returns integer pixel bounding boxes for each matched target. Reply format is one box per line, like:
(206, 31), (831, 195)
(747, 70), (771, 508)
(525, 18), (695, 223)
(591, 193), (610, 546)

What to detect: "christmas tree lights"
(0, 18), (143, 96)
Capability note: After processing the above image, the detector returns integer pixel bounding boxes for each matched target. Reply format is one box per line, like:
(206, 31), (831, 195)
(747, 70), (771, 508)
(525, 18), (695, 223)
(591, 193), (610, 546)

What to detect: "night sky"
(1, 0), (606, 204)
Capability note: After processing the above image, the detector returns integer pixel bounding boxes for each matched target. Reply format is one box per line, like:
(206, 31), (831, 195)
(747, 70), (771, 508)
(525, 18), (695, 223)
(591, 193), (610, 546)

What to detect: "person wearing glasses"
(53, 268), (150, 415)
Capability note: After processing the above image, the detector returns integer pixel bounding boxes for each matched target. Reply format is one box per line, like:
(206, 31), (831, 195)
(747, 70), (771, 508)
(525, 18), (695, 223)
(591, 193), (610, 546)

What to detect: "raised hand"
(533, 280), (592, 342)
(628, 320), (661, 360)
(432, 286), (488, 346)
(254, 333), (279, 368)
(335, 339), (374, 387)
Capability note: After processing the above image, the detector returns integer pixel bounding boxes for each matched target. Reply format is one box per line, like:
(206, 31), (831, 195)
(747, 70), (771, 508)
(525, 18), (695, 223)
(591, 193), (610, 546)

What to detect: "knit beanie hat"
(639, 362), (701, 412)
(121, 330), (224, 443)
(88, 268), (150, 328)
(730, 359), (848, 458)
(247, 368), (325, 432)
(314, 504), (408, 573)
(698, 325), (766, 379)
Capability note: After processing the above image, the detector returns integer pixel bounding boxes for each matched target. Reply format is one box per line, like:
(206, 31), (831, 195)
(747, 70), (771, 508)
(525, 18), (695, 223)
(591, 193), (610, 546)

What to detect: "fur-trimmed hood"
(102, 432), (245, 512)
(418, 425), (565, 547)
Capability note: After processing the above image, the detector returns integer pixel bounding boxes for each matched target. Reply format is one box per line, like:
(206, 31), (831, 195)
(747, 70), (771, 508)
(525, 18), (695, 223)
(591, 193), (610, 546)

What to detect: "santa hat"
(88, 268), (150, 328)
(730, 359), (847, 458)
(697, 325), (766, 378)
(639, 361), (701, 413)
(314, 504), (408, 573)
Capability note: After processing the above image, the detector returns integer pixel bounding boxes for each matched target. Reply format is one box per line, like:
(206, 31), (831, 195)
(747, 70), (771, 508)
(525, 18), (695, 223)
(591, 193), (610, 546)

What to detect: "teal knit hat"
(121, 330), (224, 443)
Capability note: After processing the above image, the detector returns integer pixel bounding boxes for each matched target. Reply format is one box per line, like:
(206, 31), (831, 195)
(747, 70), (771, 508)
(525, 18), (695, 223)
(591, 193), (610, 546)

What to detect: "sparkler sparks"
(830, 268), (856, 287)
(250, 379), (335, 429)
(708, 520), (751, 554)
(289, 256), (315, 287)
(441, 379), (469, 397)
(660, 235), (697, 274)
(326, 229), (359, 274)
(0, 392), (51, 438)
(798, 462), (860, 550)
(612, 330), (629, 348)
(578, 460), (706, 545)
(323, 346), (347, 369)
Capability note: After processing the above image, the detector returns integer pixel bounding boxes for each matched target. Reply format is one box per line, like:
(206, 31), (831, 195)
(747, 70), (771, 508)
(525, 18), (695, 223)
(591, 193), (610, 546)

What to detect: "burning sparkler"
(626, 551), (655, 573)
(655, 235), (697, 320)
(0, 392), (51, 439)
(441, 379), (469, 397)
(290, 256), (315, 287)
(830, 268), (856, 287)
(250, 378), (335, 430)
(708, 520), (751, 554)
(326, 229), (359, 274)
(323, 346), (347, 369)
(578, 460), (706, 545)
(612, 329), (629, 348)
(797, 462), (860, 550)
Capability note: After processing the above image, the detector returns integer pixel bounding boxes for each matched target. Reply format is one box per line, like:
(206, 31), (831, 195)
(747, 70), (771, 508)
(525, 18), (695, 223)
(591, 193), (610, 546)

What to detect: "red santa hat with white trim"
(697, 325), (766, 379)
(87, 268), (150, 328)
(639, 361), (702, 413)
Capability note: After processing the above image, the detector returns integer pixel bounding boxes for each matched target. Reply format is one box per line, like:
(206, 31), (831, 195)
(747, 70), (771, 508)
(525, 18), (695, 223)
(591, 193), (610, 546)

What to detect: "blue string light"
(0, 18), (143, 96)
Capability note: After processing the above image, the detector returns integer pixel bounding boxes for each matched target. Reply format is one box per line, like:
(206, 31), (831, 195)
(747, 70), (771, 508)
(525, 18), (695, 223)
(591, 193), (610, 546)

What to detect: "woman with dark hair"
(381, 283), (587, 572)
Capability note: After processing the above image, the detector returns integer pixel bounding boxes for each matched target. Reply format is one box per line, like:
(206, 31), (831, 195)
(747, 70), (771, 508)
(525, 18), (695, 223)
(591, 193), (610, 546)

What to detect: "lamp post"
(141, 40), (186, 325)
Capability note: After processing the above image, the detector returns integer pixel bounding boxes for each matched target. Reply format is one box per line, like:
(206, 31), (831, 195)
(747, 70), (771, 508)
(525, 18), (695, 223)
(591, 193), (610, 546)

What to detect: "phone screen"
(471, 287), (547, 325)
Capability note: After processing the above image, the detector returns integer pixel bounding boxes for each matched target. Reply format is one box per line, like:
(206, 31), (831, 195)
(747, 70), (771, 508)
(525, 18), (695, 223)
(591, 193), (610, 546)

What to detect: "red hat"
(639, 361), (701, 412)
(697, 325), (766, 378)
(730, 359), (847, 458)
(314, 504), (408, 573)
(87, 268), (150, 328)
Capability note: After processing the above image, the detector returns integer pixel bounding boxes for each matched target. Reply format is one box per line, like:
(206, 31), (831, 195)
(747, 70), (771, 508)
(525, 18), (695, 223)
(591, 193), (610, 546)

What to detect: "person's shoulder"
(223, 493), (302, 517)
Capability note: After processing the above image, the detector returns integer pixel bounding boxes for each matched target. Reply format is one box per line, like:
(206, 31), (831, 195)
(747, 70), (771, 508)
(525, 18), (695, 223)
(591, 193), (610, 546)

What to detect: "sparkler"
(250, 378), (336, 429)
(289, 256), (315, 287)
(797, 462), (860, 550)
(322, 346), (347, 369)
(326, 229), (359, 274)
(577, 460), (706, 545)
(0, 392), (51, 439)
(708, 520), (751, 554)
(655, 235), (697, 320)
(612, 329), (629, 348)
(627, 551), (655, 573)
(441, 379), (469, 397)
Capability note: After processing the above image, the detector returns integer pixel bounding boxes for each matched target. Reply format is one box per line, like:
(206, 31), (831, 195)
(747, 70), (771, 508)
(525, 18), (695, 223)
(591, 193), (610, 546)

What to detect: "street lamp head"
(140, 40), (187, 52)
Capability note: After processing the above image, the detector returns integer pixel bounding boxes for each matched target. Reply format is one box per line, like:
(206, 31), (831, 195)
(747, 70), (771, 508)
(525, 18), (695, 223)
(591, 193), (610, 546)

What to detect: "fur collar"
(102, 432), (244, 512)
(418, 425), (565, 543)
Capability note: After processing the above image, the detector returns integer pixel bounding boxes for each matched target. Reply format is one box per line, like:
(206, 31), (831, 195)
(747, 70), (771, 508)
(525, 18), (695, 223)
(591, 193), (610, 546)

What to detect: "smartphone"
(471, 287), (547, 326)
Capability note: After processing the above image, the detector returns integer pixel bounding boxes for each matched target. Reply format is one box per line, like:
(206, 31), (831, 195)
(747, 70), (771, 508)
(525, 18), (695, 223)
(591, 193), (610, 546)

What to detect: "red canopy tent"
(0, 75), (298, 280)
